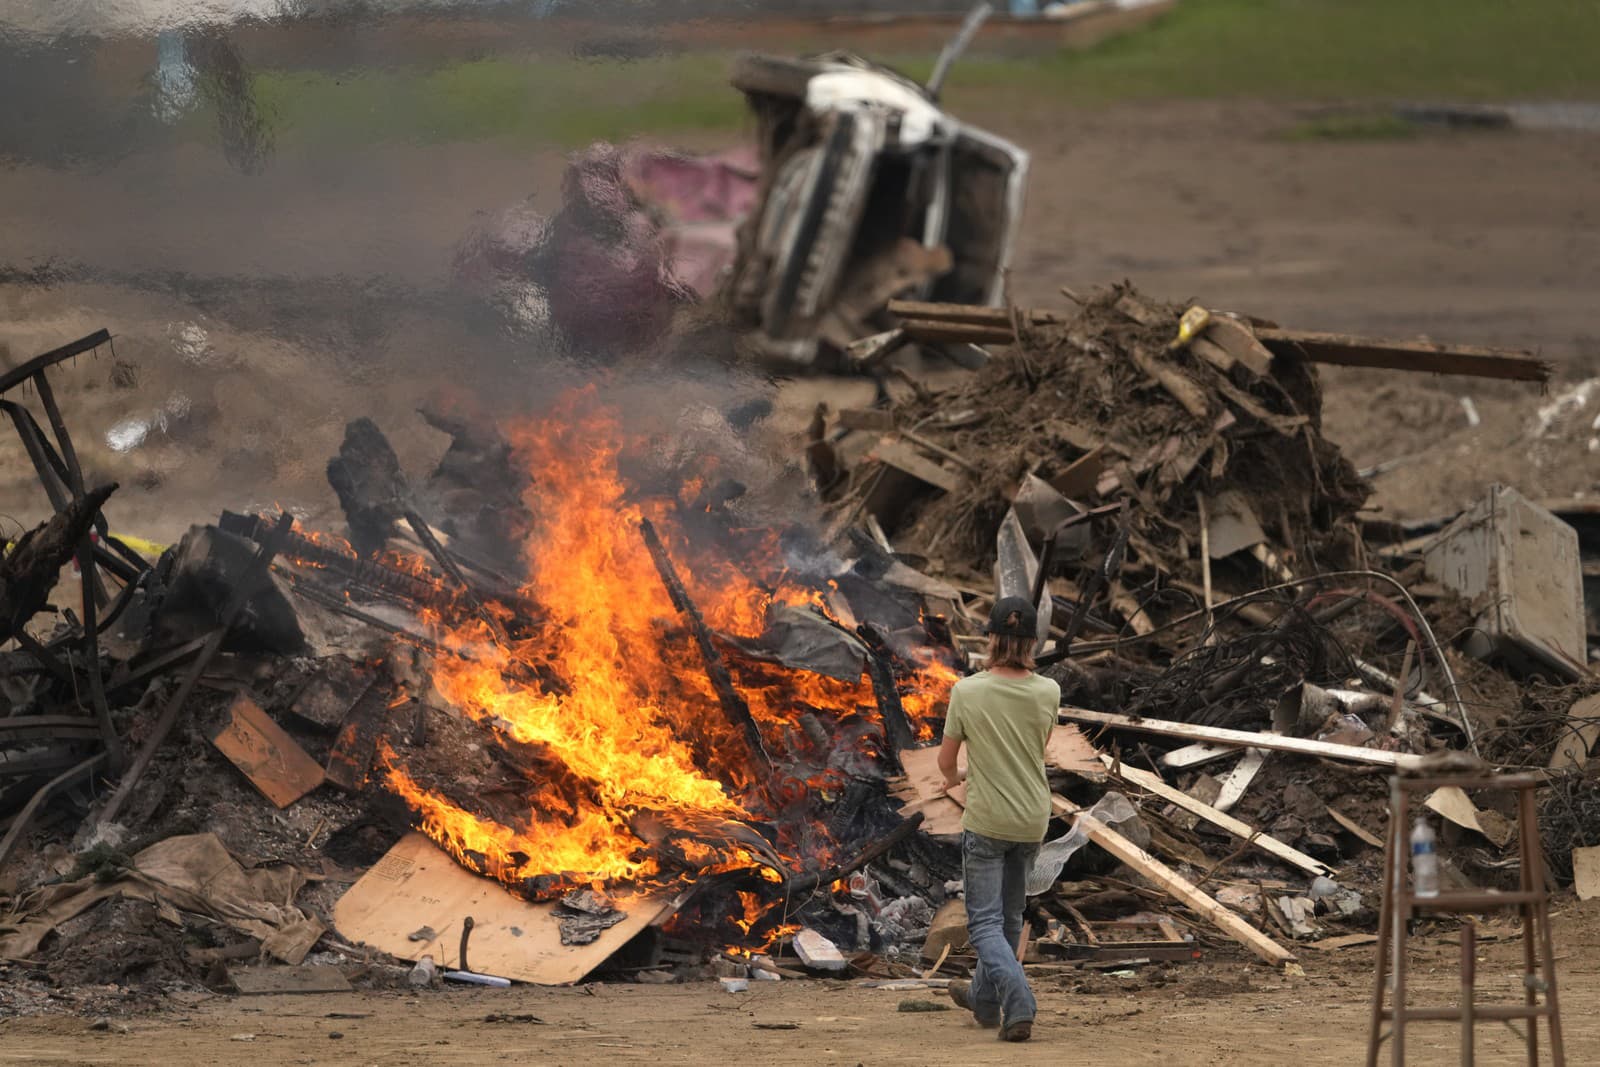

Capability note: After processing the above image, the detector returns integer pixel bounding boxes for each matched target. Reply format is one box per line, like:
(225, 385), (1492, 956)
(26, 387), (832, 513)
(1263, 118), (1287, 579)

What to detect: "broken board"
(228, 964), (352, 995)
(209, 693), (325, 808)
(333, 833), (677, 985)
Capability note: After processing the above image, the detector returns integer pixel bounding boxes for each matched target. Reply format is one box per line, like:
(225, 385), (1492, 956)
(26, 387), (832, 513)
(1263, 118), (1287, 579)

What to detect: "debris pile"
(809, 281), (1595, 967)
(1, 288), (1596, 1017)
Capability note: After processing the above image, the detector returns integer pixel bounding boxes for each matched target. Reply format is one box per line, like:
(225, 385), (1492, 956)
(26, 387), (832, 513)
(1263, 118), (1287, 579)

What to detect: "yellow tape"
(2, 532), (167, 560)
(110, 533), (168, 559)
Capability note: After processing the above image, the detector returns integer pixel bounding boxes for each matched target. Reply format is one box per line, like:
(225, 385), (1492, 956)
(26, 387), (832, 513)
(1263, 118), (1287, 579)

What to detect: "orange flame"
(380, 389), (956, 912)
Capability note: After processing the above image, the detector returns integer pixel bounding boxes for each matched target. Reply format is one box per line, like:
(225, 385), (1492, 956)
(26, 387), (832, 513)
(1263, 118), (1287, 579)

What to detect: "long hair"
(987, 632), (1036, 671)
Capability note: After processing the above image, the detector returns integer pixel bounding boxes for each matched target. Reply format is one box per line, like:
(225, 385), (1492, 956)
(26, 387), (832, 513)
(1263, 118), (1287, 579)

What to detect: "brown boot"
(998, 1018), (1033, 1042)
(947, 980), (1000, 1028)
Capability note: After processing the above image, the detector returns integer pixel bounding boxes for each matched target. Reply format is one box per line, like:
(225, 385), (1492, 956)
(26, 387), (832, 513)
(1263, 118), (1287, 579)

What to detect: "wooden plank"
(887, 299), (1065, 329)
(210, 693), (326, 809)
(228, 964), (352, 995)
(1255, 328), (1551, 382)
(888, 299), (1549, 382)
(333, 833), (677, 985)
(1326, 805), (1385, 849)
(1104, 758), (1331, 877)
(1160, 742), (1236, 770)
(1213, 748), (1269, 813)
(869, 436), (961, 494)
(1305, 933), (1380, 952)
(1548, 694), (1600, 772)
(1053, 796), (1294, 966)
(1058, 708), (1424, 769)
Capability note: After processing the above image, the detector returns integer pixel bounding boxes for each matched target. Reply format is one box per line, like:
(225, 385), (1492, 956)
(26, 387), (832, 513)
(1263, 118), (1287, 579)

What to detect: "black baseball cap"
(986, 596), (1037, 638)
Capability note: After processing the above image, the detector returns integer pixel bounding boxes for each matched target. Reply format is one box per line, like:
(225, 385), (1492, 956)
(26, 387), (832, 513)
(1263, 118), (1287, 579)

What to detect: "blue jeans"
(962, 830), (1039, 1025)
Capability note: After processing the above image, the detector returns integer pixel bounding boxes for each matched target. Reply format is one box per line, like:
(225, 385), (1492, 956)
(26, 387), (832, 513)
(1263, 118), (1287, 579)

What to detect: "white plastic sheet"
(1025, 791), (1139, 895)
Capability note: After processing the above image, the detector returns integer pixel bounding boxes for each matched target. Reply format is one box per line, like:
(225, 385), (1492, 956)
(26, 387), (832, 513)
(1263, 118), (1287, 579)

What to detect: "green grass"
(948, 0), (1600, 102)
(213, 0), (1600, 152)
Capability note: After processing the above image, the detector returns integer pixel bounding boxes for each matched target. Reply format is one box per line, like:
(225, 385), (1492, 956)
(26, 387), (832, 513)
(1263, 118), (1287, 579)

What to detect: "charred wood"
(639, 518), (773, 776)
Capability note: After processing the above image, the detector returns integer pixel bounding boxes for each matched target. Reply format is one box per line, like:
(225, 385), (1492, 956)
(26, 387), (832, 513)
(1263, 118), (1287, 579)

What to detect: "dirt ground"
(4, 90), (1600, 1063)
(4, 899), (1599, 1065)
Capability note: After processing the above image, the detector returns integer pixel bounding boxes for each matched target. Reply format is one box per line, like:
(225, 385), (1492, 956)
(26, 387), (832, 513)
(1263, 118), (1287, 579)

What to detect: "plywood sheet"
(333, 833), (675, 985)
(209, 693), (325, 808)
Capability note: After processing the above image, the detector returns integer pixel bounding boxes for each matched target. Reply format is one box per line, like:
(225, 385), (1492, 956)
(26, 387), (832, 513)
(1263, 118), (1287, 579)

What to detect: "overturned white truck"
(723, 33), (1029, 371)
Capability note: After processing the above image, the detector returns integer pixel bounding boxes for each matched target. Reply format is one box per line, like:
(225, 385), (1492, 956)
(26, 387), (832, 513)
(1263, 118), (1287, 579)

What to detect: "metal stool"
(1366, 771), (1565, 1065)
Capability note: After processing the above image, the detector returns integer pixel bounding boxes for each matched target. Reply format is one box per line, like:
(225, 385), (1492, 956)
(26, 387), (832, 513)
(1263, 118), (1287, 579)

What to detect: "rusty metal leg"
(1515, 785), (1540, 1066)
(1368, 785), (1398, 1067)
(1461, 919), (1476, 1067)
(1522, 786), (1565, 1066)
(1392, 785), (1409, 1067)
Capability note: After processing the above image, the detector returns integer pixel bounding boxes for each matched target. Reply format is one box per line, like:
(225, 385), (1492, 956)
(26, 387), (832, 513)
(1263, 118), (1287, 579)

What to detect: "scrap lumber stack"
(813, 283), (1372, 577)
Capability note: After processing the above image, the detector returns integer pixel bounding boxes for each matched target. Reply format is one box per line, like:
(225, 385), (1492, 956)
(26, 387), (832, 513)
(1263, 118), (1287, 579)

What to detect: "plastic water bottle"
(1410, 819), (1439, 898)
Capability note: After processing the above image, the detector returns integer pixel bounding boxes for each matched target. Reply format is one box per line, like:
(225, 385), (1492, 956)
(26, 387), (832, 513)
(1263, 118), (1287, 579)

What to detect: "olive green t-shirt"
(943, 671), (1058, 843)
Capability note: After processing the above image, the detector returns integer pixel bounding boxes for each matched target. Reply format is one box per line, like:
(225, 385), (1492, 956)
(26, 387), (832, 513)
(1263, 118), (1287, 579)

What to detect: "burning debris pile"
(1, 288), (1596, 1014)
(1, 339), (973, 1009)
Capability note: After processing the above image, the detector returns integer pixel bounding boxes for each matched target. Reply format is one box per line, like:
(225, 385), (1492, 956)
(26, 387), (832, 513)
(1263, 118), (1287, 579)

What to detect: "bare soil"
(4, 98), (1599, 1061)
(4, 899), (1599, 1065)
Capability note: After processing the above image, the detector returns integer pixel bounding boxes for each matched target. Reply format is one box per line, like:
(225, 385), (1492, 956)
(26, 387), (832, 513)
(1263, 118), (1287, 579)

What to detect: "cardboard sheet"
(332, 833), (676, 985)
(892, 724), (1101, 836)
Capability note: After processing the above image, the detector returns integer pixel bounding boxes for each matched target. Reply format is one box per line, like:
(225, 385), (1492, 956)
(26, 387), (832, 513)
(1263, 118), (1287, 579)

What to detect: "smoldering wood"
(323, 418), (510, 643)
(639, 517), (773, 775)
(324, 681), (389, 793)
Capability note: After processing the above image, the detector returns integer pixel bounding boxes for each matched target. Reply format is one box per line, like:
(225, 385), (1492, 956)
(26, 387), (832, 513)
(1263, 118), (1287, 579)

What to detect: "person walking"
(937, 595), (1058, 1042)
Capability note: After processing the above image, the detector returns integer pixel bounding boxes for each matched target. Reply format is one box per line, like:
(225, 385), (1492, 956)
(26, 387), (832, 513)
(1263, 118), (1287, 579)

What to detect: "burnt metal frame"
(0, 331), (152, 870)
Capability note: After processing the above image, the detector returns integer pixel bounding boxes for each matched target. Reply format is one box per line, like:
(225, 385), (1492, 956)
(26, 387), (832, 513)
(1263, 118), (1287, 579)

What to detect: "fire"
(378, 389), (957, 929)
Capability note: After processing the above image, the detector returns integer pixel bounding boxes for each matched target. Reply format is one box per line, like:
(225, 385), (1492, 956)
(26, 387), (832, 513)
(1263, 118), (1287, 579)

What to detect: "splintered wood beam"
(639, 518), (772, 774)
(884, 299), (1551, 383)
(1255, 328), (1551, 382)
(1059, 707), (1424, 769)
(1052, 794), (1295, 966)
(887, 300), (1067, 329)
(1103, 757), (1331, 878)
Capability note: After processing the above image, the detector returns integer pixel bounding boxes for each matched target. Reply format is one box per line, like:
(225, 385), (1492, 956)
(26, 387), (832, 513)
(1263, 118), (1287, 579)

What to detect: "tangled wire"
(1538, 771), (1600, 884)
(1126, 602), (1351, 730)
